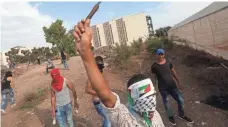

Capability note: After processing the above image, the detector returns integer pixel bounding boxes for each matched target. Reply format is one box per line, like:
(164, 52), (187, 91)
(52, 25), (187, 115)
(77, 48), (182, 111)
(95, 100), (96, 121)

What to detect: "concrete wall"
(169, 3), (228, 60)
(109, 20), (120, 44)
(123, 13), (149, 45)
(96, 24), (106, 48)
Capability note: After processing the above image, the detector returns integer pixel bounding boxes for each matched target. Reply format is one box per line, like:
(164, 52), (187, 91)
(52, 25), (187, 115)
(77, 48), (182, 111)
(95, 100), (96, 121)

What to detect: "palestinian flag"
(138, 84), (151, 97)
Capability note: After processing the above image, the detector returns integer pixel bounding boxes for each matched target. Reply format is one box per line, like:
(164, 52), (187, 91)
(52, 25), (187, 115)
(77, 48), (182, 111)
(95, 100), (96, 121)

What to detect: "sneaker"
(178, 115), (194, 123)
(1, 109), (6, 114)
(169, 116), (176, 125)
(11, 103), (16, 108)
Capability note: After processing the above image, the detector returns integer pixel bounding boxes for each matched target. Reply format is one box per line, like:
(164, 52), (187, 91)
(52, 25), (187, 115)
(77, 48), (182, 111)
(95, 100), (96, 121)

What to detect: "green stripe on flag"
(138, 84), (149, 91)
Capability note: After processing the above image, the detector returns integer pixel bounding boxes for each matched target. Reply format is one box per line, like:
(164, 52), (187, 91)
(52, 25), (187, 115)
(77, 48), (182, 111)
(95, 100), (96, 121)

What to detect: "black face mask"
(97, 63), (104, 72)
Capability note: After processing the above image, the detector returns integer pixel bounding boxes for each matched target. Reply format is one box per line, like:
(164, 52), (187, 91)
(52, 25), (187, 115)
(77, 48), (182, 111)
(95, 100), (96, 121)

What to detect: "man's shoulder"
(165, 59), (172, 64)
(151, 62), (158, 69)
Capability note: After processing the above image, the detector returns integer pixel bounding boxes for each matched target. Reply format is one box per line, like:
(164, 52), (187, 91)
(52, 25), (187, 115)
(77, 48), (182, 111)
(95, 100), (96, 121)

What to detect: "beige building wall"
(96, 24), (107, 47)
(123, 13), (149, 45)
(91, 12), (149, 48)
(109, 20), (120, 44)
(169, 4), (228, 60)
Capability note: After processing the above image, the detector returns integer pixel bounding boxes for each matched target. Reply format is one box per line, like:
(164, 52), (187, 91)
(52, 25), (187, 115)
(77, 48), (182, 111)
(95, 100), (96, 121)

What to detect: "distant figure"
(85, 56), (111, 127)
(151, 48), (193, 125)
(1, 71), (16, 114)
(46, 59), (55, 74)
(60, 50), (69, 70)
(37, 57), (41, 65)
(50, 68), (79, 127)
(10, 60), (16, 69)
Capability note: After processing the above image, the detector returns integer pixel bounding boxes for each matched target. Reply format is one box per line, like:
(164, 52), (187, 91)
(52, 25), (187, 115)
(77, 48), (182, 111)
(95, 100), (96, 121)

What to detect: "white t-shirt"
(101, 92), (165, 127)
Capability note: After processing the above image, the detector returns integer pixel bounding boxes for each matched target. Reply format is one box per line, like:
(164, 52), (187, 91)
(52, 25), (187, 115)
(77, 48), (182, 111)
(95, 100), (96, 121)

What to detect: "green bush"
(130, 38), (143, 55)
(20, 88), (48, 109)
(112, 43), (131, 66)
(146, 37), (163, 53)
(146, 36), (175, 53)
(111, 38), (143, 68)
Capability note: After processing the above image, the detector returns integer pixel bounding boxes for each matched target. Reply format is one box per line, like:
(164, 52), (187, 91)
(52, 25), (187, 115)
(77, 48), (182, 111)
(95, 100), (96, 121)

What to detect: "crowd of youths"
(1, 18), (194, 127)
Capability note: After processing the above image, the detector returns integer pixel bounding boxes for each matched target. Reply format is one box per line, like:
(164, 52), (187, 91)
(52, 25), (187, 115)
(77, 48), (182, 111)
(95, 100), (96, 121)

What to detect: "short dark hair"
(95, 56), (104, 73)
(5, 71), (12, 78)
(95, 56), (103, 63)
(127, 74), (147, 88)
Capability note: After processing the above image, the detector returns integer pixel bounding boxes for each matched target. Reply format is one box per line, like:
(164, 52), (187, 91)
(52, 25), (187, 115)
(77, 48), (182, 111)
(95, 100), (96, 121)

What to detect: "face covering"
(51, 68), (64, 91)
(128, 78), (156, 126)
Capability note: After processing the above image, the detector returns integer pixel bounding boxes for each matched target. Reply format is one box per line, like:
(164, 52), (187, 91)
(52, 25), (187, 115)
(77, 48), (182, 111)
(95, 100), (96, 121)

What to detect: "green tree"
(63, 29), (77, 56)
(43, 20), (77, 57)
(43, 19), (66, 50)
(5, 48), (19, 63)
(21, 50), (31, 63)
(155, 26), (172, 37)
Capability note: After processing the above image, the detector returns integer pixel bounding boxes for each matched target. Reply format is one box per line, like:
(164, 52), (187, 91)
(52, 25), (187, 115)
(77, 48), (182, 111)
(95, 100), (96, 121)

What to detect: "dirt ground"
(1, 43), (228, 127)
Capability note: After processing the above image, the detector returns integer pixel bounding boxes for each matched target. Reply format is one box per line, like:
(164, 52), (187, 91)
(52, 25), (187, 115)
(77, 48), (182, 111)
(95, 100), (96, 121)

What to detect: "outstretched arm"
(66, 79), (79, 109)
(73, 19), (116, 108)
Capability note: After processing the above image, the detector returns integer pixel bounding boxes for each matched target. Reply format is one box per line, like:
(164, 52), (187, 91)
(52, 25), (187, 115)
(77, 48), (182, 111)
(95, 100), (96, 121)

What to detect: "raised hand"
(72, 19), (93, 58)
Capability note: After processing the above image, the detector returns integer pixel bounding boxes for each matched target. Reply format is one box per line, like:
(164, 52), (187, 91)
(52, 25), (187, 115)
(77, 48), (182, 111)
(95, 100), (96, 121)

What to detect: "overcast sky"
(1, 2), (212, 52)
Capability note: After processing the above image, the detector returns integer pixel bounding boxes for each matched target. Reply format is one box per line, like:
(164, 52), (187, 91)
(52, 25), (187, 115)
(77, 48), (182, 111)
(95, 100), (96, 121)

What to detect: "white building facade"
(91, 13), (154, 49)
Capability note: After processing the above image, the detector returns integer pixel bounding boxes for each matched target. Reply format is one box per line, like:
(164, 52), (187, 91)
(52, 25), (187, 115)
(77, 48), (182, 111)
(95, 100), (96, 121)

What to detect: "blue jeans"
(62, 60), (69, 69)
(1, 88), (15, 110)
(160, 88), (185, 117)
(55, 103), (74, 127)
(93, 101), (111, 127)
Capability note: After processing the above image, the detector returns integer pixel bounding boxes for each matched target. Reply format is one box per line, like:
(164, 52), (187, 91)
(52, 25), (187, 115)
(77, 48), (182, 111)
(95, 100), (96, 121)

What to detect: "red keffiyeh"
(51, 68), (64, 91)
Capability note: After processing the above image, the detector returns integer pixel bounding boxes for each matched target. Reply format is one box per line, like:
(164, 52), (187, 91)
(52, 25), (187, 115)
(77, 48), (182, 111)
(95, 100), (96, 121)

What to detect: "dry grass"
(19, 88), (48, 109)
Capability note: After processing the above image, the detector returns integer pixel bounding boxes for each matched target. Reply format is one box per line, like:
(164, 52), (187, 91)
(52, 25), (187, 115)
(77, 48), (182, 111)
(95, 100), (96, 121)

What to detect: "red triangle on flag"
(144, 84), (151, 93)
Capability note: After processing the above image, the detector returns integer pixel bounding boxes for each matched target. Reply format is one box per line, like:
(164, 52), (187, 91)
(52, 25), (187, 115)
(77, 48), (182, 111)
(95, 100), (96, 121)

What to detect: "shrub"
(130, 38), (143, 55)
(110, 38), (143, 69)
(146, 37), (163, 54)
(112, 43), (131, 66)
(20, 88), (48, 109)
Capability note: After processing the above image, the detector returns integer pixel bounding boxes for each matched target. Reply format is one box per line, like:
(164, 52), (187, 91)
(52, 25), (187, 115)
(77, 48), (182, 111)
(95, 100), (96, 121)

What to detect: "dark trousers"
(160, 88), (185, 117)
(46, 66), (54, 73)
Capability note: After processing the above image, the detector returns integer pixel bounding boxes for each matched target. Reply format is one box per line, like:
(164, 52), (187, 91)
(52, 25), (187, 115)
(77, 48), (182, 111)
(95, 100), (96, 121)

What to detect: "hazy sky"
(1, 2), (211, 52)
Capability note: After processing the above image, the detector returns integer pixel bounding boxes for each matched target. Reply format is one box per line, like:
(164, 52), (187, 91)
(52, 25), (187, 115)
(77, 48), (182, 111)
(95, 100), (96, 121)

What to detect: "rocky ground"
(1, 43), (228, 127)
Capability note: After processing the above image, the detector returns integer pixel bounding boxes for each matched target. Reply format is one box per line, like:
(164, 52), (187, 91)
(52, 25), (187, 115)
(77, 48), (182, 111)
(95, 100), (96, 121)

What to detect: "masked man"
(50, 68), (79, 127)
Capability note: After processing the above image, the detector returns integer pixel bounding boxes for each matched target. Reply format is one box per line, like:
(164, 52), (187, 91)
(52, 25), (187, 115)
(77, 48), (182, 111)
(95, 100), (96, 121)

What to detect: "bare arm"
(85, 80), (97, 96)
(82, 50), (116, 108)
(171, 68), (181, 89)
(51, 89), (56, 119)
(8, 77), (14, 89)
(73, 19), (116, 108)
(66, 79), (79, 109)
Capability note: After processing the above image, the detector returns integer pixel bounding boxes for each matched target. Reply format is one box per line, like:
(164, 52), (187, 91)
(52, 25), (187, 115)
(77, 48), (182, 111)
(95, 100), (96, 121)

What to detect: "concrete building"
(12, 46), (31, 56)
(0, 52), (8, 66)
(168, 2), (228, 60)
(91, 13), (154, 49)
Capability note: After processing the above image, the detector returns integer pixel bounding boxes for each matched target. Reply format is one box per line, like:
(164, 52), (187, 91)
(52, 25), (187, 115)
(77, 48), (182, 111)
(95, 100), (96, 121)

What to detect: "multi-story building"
(91, 12), (154, 49)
